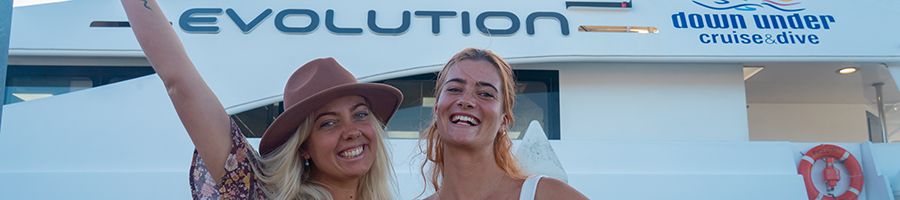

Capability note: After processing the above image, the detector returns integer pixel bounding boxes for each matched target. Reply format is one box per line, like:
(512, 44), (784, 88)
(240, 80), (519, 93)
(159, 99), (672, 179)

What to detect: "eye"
(478, 92), (495, 98)
(319, 120), (337, 129)
(353, 111), (370, 120)
(446, 87), (462, 93)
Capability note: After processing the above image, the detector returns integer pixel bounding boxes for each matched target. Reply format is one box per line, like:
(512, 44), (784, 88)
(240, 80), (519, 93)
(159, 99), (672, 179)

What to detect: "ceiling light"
(837, 67), (858, 75)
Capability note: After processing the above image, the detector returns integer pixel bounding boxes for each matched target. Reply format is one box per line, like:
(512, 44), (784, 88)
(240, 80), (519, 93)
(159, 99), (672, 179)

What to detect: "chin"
(440, 130), (490, 148)
(344, 157), (376, 177)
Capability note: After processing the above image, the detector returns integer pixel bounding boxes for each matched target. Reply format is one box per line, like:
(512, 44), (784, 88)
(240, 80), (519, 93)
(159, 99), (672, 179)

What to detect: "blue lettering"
(730, 15), (747, 29)
(752, 34), (763, 44)
(672, 12), (687, 28)
(809, 34), (819, 44)
(699, 34), (711, 43)
(326, 10), (362, 34)
(226, 8), (272, 33)
(776, 31), (789, 43)
(275, 9), (319, 33)
(786, 14), (804, 29)
(751, 14), (835, 30)
(414, 11), (457, 34)
(820, 15), (835, 29)
(704, 14), (729, 29)
(367, 10), (410, 34)
(739, 33), (751, 44)
(769, 15), (788, 29)
(476, 11), (520, 35)
(461, 11), (471, 34)
(688, 14), (703, 28)
(177, 8), (581, 36)
(526, 12), (569, 36)
(674, 13), (746, 29)
(803, 16), (820, 29)
(753, 15), (770, 29)
(179, 8), (222, 33)
(793, 33), (806, 43)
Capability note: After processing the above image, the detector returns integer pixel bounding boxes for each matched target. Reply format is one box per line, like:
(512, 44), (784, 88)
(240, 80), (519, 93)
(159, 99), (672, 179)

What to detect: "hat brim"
(258, 83), (402, 155)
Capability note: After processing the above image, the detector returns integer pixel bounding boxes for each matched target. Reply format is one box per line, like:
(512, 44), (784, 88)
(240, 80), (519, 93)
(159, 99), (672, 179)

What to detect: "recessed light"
(837, 67), (858, 75)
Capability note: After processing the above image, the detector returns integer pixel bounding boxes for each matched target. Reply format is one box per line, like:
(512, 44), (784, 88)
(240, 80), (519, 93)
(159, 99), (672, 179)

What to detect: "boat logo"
(672, 0), (834, 45)
(692, 0), (805, 12)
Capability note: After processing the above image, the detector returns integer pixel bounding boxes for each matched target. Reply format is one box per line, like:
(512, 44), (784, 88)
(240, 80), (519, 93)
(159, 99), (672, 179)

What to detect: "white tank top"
(519, 175), (544, 200)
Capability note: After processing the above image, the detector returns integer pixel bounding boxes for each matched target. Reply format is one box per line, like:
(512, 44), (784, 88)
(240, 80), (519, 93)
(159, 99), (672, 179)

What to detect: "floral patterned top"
(189, 120), (266, 199)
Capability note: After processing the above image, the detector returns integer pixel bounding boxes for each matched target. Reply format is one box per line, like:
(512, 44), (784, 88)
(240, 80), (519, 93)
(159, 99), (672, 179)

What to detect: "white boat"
(3, 0), (900, 199)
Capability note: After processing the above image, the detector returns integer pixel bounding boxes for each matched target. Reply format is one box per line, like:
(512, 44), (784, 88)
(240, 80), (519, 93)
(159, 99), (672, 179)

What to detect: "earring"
(304, 159), (310, 167)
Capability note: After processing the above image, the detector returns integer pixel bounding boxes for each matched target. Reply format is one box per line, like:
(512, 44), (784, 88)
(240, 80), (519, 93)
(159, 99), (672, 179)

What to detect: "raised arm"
(122, 0), (232, 180)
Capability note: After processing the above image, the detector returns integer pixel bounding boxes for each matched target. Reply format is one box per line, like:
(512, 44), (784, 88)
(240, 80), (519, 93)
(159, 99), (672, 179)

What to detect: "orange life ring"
(798, 144), (864, 200)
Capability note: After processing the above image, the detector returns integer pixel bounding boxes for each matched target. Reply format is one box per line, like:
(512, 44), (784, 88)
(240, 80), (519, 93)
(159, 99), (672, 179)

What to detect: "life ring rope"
(798, 144), (864, 200)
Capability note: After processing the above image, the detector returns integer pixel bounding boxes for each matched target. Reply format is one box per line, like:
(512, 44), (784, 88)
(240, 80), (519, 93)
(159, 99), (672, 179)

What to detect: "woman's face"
(305, 95), (378, 181)
(435, 59), (506, 149)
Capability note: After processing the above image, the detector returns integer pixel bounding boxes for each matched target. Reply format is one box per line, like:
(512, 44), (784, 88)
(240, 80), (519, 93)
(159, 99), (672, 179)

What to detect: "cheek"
(307, 133), (337, 157)
(434, 97), (456, 116)
(434, 97), (450, 109)
(361, 125), (378, 139)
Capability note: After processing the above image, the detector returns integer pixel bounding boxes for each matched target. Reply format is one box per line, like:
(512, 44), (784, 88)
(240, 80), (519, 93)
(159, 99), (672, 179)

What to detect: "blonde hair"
(420, 48), (526, 191)
(255, 113), (395, 200)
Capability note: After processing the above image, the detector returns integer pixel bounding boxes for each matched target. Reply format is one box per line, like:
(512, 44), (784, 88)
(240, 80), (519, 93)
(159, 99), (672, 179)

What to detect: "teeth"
(339, 146), (364, 158)
(451, 115), (478, 126)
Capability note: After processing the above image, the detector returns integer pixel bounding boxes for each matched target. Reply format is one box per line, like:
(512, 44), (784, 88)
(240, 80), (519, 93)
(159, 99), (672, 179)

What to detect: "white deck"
(3, 0), (900, 199)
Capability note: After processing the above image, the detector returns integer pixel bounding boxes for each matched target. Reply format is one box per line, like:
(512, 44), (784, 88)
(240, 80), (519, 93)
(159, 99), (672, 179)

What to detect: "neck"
(310, 170), (361, 200)
(437, 145), (512, 200)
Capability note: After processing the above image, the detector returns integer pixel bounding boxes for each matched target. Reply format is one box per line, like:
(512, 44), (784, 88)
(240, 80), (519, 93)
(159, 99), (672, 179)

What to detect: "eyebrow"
(314, 103), (369, 121)
(476, 82), (499, 92)
(445, 78), (466, 85)
(351, 103), (368, 111)
(315, 112), (337, 122)
(445, 78), (499, 92)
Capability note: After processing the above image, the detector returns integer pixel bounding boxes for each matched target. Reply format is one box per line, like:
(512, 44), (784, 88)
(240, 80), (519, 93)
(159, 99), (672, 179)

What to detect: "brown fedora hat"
(259, 58), (402, 155)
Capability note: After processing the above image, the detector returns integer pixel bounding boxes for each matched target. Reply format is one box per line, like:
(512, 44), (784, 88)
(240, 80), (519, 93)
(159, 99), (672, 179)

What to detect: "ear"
(299, 146), (310, 159)
(301, 152), (310, 160)
(502, 114), (511, 127)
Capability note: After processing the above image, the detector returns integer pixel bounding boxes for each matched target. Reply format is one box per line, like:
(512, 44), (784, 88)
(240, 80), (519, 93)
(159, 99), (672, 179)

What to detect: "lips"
(450, 113), (480, 126)
(338, 145), (366, 159)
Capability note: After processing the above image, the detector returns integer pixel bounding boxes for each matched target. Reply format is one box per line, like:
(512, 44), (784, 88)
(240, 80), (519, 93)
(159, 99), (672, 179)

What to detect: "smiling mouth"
(450, 114), (480, 126)
(338, 145), (366, 159)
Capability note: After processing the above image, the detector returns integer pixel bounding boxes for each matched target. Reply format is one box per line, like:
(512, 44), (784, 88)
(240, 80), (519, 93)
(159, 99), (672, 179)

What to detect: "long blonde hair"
(255, 113), (395, 200)
(420, 48), (526, 191)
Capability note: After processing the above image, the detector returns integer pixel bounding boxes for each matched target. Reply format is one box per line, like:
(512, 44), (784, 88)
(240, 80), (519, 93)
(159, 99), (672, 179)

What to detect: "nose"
(456, 97), (475, 109)
(342, 126), (363, 141)
(456, 93), (476, 109)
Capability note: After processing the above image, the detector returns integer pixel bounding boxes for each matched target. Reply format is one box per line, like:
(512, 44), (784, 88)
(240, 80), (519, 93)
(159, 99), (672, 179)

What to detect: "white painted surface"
(749, 103), (871, 142)
(862, 142), (896, 200)
(551, 62), (749, 141)
(4, 0), (900, 199)
(557, 140), (806, 199)
(515, 121), (568, 182)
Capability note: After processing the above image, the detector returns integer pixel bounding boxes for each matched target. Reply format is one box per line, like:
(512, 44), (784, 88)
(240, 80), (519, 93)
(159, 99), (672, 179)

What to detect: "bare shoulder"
(535, 177), (588, 200)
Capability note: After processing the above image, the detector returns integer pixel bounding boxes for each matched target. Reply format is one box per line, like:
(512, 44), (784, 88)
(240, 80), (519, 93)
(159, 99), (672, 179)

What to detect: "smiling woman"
(420, 48), (586, 200)
(121, 0), (402, 199)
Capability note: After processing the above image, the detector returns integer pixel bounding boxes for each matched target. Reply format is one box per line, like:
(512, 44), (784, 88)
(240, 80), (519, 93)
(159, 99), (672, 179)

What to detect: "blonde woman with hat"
(420, 48), (587, 200)
(122, 1), (401, 199)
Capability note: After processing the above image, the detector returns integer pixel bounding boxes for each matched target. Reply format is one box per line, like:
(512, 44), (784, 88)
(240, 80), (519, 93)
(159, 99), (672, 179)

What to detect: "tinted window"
(232, 70), (561, 140)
